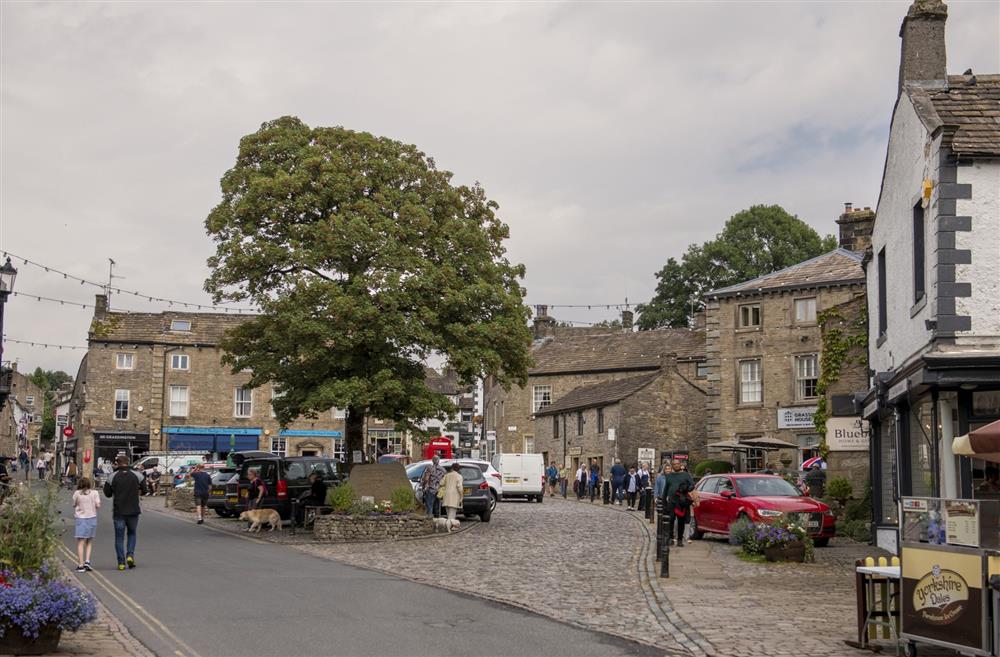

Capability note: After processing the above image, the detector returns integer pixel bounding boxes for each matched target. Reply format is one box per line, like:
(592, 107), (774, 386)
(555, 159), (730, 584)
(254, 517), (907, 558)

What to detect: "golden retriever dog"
(239, 509), (282, 533)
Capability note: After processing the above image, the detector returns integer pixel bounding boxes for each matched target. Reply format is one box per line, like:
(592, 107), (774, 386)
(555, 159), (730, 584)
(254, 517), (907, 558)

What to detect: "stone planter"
(313, 514), (434, 542)
(763, 541), (806, 563)
(0, 625), (62, 655)
(167, 486), (195, 512)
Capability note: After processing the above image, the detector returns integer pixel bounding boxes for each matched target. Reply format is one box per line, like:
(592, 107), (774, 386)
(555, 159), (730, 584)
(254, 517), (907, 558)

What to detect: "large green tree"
(204, 117), (532, 465)
(637, 205), (837, 329)
(27, 368), (73, 441)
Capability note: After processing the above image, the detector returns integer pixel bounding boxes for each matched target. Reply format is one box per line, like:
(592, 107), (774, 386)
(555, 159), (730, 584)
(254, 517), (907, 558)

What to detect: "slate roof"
(534, 373), (660, 416)
(529, 328), (705, 376)
(89, 310), (252, 346)
(908, 74), (1000, 157)
(706, 249), (865, 300)
(424, 367), (461, 395)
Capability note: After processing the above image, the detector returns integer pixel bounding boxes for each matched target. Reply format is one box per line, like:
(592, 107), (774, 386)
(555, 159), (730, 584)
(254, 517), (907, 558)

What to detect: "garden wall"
(313, 514), (434, 542)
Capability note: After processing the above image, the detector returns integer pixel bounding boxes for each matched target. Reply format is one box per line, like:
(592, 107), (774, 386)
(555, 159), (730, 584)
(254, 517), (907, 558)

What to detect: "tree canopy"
(637, 205), (837, 329)
(27, 368), (73, 442)
(204, 117), (532, 464)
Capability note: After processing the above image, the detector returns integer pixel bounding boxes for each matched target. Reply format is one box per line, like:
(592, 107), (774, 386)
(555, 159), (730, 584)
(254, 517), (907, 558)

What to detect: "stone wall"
(313, 514), (434, 542)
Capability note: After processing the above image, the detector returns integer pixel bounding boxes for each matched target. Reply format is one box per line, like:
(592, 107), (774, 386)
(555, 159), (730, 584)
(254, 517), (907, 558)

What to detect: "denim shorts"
(75, 516), (98, 539)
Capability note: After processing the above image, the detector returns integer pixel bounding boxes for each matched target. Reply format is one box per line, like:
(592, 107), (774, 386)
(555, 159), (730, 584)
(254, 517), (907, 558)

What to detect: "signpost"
(62, 426), (74, 438)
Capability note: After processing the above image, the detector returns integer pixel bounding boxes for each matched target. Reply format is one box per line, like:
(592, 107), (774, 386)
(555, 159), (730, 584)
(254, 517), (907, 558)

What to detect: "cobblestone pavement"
(32, 602), (155, 657)
(153, 495), (962, 657)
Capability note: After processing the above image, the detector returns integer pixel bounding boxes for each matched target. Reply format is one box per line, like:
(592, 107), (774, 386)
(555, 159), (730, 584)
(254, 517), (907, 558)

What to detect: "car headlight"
(757, 509), (782, 517)
(824, 509), (835, 517)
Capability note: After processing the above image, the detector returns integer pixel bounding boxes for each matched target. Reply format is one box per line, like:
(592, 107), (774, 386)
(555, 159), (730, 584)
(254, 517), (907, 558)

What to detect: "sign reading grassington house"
(825, 417), (870, 451)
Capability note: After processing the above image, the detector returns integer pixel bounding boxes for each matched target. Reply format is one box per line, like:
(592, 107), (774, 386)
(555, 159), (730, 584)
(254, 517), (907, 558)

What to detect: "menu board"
(944, 500), (980, 548)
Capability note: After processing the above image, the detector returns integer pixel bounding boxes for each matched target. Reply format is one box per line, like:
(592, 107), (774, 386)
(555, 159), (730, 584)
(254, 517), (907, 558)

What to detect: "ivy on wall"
(813, 299), (868, 457)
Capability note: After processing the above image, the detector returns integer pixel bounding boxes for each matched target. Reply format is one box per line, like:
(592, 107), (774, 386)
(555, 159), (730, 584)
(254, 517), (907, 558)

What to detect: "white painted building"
(862, 0), (1000, 553)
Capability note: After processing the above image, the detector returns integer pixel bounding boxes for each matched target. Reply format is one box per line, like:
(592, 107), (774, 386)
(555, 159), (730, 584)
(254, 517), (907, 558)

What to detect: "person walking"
(42, 449), (54, 480)
(440, 463), (464, 526)
(588, 460), (600, 503)
(65, 458), (78, 490)
(189, 464), (212, 525)
(624, 466), (641, 510)
(247, 468), (267, 510)
(609, 459), (626, 505)
(18, 449), (29, 481)
(73, 477), (100, 572)
(419, 456), (446, 518)
(575, 463), (587, 501)
(546, 462), (559, 497)
(659, 459), (695, 547)
(558, 463), (569, 498)
(103, 455), (145, 571)
(637, 462), (651, 512)
(35, 455), (47, 481)
(804, 463), (826, 499)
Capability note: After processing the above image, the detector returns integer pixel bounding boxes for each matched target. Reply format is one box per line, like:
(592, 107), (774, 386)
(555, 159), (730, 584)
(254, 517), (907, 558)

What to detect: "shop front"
(864, 354), (1000, 555)
(92, 431), (150, 471)
(162, 427), (261, 460)
(277, 430), (343, 460)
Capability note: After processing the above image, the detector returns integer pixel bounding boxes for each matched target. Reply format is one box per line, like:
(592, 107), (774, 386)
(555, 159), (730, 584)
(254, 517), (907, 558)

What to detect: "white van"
(491, 453), (545, 502)
(133, 453), (205, 475)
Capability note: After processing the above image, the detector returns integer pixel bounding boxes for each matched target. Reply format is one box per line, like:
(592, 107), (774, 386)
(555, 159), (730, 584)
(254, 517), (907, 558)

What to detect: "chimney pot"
(844, 202), (853, 213)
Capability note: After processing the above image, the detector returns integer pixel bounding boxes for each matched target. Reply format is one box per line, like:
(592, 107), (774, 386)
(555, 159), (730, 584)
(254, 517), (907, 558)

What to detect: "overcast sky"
(1, 0), (997, 375)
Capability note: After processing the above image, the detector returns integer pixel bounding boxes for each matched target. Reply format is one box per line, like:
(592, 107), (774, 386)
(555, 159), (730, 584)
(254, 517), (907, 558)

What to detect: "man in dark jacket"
(804, 464), (826, 499)
(104, 455), (146, 570)
(609, 459), (627, 505)
(659, 459), (695, 547)
(296, 471), (328, 525)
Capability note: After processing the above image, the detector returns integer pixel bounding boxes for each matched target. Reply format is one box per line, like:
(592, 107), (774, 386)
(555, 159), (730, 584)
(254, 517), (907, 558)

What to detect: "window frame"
(576, 411), (584, 436)
(168, 385), (189, 417)
(234, 387), (253, 418)
(25, 395), (35, 406)
(114, 389), (130, 420)
(737, 303), (762, 329)
(170, 354), (190, 371)
(738, 358), (763, 405)
(115, 353), (134, 370)
(532, 385), (552, 413)
(794, 354), (819, 401)
(169, 319), (192, 332)
(597, 407), (605, 434)
(270, 437), (286, 457)
(913, 202), (925, 303)
(793, 297), (817, 325)
(332, 407), (346, 419)
(877, 248), (888, 337)
(553, 415), (559, 438)
(695, 361), (709, 379)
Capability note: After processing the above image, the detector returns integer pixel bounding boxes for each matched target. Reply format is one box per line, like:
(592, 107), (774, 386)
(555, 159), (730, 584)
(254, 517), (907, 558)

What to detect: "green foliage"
(843, 519), (872, 543)
(326, 482), (357, 513)
(826, 477), (853, 508)
(812, 300), (869, 442)
(0, 484), (62, 577)
(728, 516), (760, 553)
(389, 484), (418, 513)
(693, 460), (733, 477)
(203, 117), (532, 465)
(26, 368), (73, 446)
(845, 485), (873, 523)
(637, 205), (837, 329)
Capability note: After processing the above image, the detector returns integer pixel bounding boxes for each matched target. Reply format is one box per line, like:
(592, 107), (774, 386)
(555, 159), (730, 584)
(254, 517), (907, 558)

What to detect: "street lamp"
(0, 256), (18, 409)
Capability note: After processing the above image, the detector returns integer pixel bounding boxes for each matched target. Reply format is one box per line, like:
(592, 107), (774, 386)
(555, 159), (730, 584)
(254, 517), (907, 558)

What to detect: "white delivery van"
(491, 453), (545, 502)
(133, 453), (205, 475)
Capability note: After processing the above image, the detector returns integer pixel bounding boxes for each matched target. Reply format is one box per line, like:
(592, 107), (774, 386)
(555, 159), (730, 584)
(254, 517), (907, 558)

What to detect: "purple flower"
(0, 570), (96, 638)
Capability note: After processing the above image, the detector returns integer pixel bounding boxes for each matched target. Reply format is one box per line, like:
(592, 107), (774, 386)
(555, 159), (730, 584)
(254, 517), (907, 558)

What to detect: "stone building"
(861, 0), (1000, 553)
(704, 210), (871, 478)
(483, 311), (706, 459)
(69, 295), (347, 477)
(0, 368), (45, 457)
(533, 358), (707, 473)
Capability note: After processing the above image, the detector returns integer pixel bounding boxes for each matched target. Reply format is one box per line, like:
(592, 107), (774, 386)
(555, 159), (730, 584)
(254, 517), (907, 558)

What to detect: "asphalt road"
(58, 493), (662, 657)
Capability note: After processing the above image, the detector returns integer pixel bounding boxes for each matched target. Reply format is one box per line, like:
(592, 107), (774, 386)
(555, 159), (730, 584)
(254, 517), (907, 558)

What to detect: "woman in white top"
(72, 477), (101, 572)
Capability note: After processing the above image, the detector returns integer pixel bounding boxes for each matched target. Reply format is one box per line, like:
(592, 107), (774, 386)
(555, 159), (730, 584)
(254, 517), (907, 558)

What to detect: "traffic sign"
(63, 426), (75, 438)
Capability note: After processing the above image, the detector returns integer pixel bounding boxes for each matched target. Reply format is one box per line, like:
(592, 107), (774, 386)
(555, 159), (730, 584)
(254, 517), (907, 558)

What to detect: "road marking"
(57, 544), (201, 657)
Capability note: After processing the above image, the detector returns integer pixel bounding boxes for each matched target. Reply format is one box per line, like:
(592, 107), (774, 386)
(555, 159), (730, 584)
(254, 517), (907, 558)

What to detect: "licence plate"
(504, 477), (518, 484)
(808, 520), (820, 529)
(211, 490), (225, 496)
(463, 488), (472, 494)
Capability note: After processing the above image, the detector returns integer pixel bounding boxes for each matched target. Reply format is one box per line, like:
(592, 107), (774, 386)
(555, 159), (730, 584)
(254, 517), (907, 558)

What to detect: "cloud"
(1, 0), (997, 372)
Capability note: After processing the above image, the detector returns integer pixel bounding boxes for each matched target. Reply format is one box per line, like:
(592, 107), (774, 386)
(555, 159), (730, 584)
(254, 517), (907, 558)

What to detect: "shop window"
(553, 416), (559, 438)
(114, 390), (129, 420)
(270, 437), (286, 457)
(908, 399), (935, 497)
(739, 359), (762, 404)
(794, 298), (817, 324)
(745, 448), (764, 472)
(597, 408), (605, 434)
(116, 353), (134, 370)
(738, 303), (761, 329)
(795, 354), (819, 400)
(532, 385), (552, 412)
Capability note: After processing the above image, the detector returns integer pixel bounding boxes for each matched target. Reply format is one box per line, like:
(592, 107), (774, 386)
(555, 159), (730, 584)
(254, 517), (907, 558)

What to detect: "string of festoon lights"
(1, 251), (256, 313)
(3, 336), (88, 350)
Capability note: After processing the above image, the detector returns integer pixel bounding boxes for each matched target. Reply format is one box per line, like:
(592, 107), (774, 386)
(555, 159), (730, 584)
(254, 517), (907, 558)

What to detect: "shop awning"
(953, 419), (1000, 463)
(742, 437), (799, 450)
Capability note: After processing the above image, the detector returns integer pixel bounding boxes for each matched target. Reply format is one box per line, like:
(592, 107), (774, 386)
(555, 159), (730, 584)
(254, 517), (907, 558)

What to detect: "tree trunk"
(345, 406), (366, 470)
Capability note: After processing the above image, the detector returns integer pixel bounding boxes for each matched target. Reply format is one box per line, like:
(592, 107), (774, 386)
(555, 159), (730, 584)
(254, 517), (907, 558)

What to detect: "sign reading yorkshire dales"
(902, 547), (985, 651)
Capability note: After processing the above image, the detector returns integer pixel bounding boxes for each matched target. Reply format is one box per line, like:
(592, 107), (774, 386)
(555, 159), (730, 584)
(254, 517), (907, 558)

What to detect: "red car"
(691, 474), (836, 547)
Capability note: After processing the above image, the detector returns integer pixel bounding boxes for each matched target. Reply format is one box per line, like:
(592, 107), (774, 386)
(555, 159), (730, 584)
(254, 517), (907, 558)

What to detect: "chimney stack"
(836, 204), (876, 254)
(621, 309), (634, 331)
(94, 294), (108, 318)
(898, 0), (948, 97)
(532, 305), (556, 339)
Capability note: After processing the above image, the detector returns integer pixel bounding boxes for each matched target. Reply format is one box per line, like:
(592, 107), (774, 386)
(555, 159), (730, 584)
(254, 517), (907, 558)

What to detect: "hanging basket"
(763, 541), (806, 563)
(0, 625), (63, 656)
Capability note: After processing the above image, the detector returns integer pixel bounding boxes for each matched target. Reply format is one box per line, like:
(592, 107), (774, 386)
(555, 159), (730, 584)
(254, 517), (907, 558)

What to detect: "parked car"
(404, 461), (492, 522)
(377, 454), (412, 466)
(690, 474), (836, 547)
(490, 453), (545, 502)
(133, 452), (206, 476)
(406, 459), (502, 513)
(205, 467), (239, 517)
(227, 456), (345, 520)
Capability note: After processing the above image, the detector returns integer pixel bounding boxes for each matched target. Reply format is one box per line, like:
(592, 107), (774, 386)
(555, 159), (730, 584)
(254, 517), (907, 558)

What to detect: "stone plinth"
(167, 486), (195, 512)
(313, 514), (434, 542)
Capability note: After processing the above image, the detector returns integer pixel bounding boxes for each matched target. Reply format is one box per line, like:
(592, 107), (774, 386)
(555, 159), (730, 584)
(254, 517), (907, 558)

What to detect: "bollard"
(644, 489), (655, 521)
(290, 498), (298, 536)
(660, 544), (670, 578)
(602, 480), (610, 505)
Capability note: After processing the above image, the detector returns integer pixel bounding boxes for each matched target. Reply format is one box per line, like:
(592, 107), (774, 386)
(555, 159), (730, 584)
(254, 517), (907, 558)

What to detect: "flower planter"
(763, 541), (806, 563)
(0, 625), (62, 656)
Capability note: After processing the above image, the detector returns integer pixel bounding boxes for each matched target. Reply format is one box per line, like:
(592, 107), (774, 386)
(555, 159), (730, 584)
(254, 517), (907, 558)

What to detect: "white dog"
(432, 517), (461, 533)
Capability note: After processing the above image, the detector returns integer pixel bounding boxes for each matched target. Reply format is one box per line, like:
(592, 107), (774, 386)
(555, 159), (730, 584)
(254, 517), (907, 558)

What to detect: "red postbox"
(422, 437), (453, 460)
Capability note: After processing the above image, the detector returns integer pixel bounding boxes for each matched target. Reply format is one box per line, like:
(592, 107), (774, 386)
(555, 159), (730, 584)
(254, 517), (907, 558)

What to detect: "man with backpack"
(103, 455), (146, 571)
(659, 459), (695, 547)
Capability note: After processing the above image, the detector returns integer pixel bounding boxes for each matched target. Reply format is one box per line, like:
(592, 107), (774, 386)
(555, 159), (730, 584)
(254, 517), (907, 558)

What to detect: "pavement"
(53, 491), (663, 657)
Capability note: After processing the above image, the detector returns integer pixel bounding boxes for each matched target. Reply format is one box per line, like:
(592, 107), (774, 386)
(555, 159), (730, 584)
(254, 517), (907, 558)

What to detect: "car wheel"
(813, 537), (830, 548)
(214, 508), (229, 517)
(537, 494), (543, 503)
(690, 514), (704, 540)
(489, 491), (498, 513)
(479, 510), (492, 523)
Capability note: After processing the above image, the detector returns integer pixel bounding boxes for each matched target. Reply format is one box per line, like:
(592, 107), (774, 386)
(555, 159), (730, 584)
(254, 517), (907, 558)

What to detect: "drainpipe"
(161, 346), (181, 461)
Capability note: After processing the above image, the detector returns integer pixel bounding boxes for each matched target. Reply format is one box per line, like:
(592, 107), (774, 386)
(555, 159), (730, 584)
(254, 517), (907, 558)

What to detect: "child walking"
(73, 477), (100, 572)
